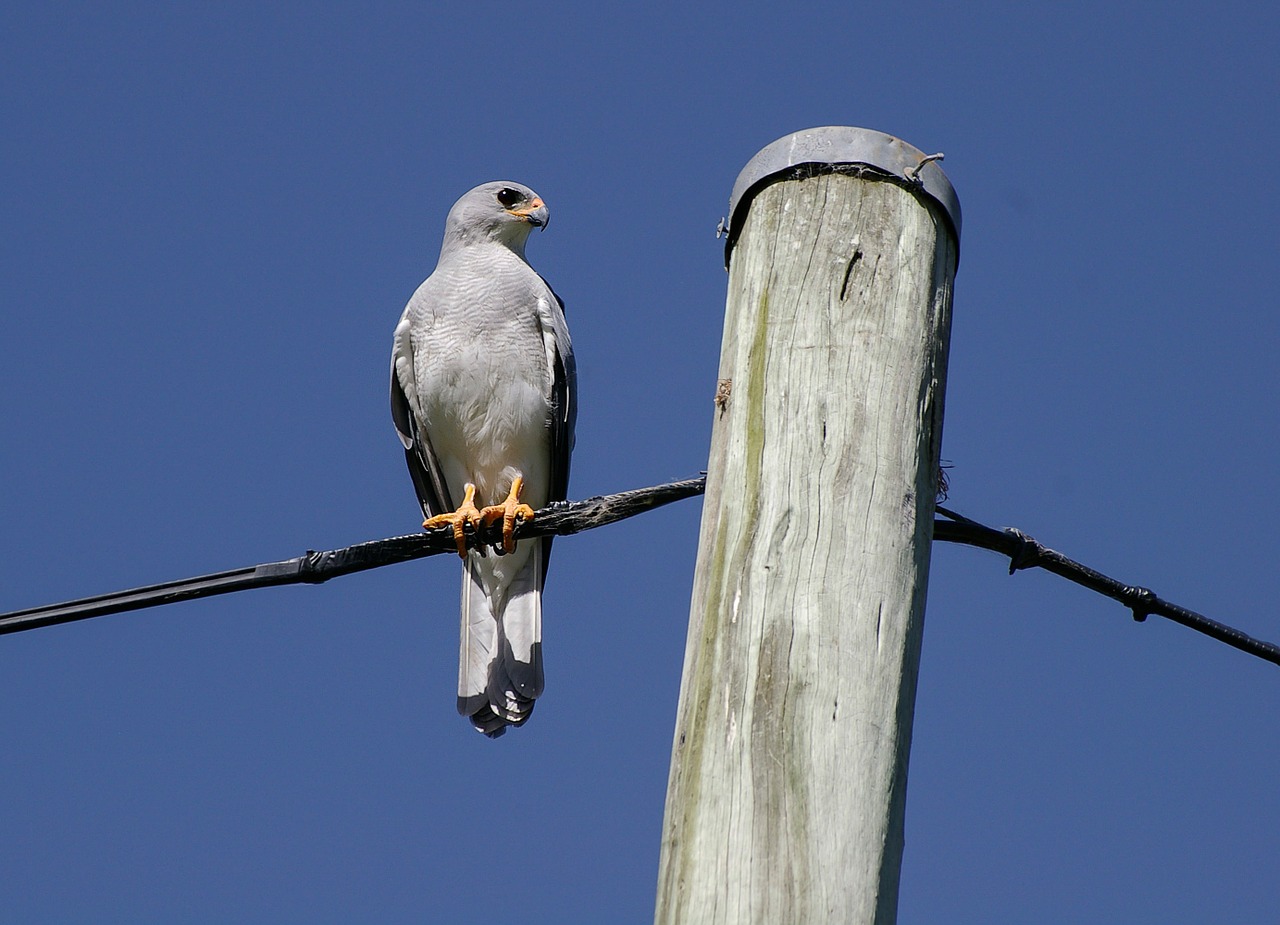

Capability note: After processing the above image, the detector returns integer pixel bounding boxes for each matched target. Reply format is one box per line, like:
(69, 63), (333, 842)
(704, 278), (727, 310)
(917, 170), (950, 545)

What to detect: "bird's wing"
(390, 311), (454, 518)
(535, 284), (577, 582)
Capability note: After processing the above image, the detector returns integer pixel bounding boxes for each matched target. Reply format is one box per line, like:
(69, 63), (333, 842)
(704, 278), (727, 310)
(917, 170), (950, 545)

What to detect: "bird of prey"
(390, 181), (576, 737)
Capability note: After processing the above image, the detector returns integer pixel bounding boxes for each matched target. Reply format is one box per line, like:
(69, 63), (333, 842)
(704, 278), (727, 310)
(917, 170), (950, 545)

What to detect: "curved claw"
(423, 483), (483, 558)
(479, 476), (536, 554)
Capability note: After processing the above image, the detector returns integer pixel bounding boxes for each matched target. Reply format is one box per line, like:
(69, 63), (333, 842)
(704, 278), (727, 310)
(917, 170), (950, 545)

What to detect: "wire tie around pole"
(1122, 586), (1158, 622)
(1004, 527), (1045, 574)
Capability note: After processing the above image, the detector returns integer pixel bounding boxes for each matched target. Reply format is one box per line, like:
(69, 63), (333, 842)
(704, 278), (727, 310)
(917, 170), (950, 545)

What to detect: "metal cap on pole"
(657, 128), (959, 925)
(723, 125), (962, 267)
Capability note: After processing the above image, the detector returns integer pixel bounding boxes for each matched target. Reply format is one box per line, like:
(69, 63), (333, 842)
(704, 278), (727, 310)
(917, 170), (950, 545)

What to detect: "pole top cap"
(724, 126), (961, 267)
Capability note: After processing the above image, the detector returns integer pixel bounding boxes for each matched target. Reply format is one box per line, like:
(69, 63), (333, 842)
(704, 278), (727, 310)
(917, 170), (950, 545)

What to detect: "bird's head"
(443, 181), (550, 257)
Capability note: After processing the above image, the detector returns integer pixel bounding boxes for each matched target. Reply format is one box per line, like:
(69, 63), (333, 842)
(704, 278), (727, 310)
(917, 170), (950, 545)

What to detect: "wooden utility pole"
(654, 127), (960, 925)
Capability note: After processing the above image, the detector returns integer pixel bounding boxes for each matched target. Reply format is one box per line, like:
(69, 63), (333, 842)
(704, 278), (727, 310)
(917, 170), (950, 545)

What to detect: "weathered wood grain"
(655, 172), (958, 924)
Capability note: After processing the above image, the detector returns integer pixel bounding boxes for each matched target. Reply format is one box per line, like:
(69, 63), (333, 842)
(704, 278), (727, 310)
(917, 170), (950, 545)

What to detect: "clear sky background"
(2, 3), (1277, 923)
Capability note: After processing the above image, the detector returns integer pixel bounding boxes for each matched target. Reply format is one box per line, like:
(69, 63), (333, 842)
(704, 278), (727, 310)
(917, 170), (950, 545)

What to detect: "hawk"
(390, 181), (576, 736)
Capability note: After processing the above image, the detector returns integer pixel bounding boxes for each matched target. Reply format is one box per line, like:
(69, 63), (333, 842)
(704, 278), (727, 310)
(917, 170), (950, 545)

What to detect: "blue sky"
(2, 3), (1278, 922)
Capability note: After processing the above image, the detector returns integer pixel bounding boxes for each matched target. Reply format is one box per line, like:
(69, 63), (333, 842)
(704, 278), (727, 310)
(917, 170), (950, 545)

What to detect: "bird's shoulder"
(413, 245), (553, 312)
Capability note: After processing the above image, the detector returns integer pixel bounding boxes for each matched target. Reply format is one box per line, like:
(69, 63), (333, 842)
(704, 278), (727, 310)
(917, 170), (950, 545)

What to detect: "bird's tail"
(457, 542), (544, 737)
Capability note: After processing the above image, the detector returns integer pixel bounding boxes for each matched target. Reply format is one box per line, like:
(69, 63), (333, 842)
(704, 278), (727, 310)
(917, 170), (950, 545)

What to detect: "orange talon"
(424, 483), (483, 558)
(479, 476), (536, 554)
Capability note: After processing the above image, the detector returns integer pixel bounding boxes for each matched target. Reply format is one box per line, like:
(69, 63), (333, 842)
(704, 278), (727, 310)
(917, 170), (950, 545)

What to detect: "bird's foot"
(479, 476), (536, 554)
(423, 483), (484, 559)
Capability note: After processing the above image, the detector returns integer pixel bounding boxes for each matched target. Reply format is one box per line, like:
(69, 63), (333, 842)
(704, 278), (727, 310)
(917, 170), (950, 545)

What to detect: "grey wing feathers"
(547, 286), (577, 503)
(539, 285), (577, 584)
(390, 314), (453, 518)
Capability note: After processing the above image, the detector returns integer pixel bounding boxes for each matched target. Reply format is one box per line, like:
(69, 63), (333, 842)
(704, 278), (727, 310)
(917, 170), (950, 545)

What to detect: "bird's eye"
(496, 188), (523, 209)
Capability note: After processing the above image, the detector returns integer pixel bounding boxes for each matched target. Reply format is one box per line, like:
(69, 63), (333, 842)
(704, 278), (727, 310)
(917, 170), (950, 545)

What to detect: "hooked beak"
(507, 197), (549, 229)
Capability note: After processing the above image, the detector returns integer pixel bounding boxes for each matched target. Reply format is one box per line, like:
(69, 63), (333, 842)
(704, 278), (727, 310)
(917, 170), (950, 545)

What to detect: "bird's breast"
(415, 315), (552, 505)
